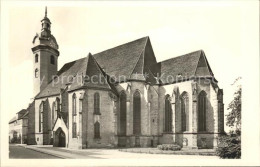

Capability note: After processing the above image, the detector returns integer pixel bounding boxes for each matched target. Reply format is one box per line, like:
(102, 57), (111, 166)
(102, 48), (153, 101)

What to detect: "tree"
(226, 83), (241, 134)
(216, 77), (241, 159)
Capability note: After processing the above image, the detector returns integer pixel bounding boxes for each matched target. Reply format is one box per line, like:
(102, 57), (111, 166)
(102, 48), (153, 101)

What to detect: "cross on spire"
(45, 6), (47, 17)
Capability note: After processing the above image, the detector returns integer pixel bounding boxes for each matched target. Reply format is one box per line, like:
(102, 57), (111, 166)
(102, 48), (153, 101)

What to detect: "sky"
(2, 1), (258, 131)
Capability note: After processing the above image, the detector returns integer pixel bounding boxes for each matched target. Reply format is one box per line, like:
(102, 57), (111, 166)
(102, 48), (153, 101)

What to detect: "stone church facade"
(27, 8), (224, 149)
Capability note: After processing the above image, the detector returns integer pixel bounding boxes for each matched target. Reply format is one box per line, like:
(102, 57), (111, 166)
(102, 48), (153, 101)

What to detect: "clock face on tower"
(49, 36), (58, 49)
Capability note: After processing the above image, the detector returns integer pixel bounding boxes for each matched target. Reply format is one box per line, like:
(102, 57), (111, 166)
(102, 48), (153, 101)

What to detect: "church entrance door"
(55, 128), (65, 147)
(58, 129), (65, 147)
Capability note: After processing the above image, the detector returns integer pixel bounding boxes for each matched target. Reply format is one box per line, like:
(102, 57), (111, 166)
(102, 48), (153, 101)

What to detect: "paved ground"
(119, 148), (216, 156)
(13, 145), (219, 159)
(9, 145), (61, 159)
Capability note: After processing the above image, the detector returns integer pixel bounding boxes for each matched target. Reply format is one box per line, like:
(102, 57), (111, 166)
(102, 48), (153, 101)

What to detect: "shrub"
(216, 134), (241, 159)
(157, 144), (181, 151)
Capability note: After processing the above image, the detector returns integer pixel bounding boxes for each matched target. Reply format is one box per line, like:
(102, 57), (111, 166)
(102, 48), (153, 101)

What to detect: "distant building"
(26, 8), (224, 149)
(9, 109), (28, 144)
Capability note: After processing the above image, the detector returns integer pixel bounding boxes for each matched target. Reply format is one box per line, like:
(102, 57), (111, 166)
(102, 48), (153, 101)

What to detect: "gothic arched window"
(164, 94), (172, 132)
(94, 121), (100, 139)
(181, 92), (189, 132)
(198, 91), (207, 131)
(52, 102), (56, 128)
(94, 93), (101, 115)
(39, 102), (44, 132)
(72, 93), (77, 138)
(56, 98), (60, 113)
(35, 54), (39, 63)
(35, 68), (39, 78)
(119, 91), (127, 136)
(50, 55), (55, 65)
(133, 91), (141, 135)
(52, 98), (60, 128)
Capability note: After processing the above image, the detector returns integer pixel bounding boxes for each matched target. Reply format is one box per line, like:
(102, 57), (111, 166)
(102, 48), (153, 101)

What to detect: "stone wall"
(34, 96), (59, 145)
(28, 78), (223, 149)
(27, 101), (36, 145)
(85, 89), (116, 148)
(157, 79), (222, 149)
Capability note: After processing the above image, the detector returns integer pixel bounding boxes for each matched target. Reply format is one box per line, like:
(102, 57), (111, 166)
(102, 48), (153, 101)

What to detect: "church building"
(27, 8), (224, 149)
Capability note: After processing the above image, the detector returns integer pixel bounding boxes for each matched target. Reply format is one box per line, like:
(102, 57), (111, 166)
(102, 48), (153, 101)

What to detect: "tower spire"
(45, 6), (47, 17)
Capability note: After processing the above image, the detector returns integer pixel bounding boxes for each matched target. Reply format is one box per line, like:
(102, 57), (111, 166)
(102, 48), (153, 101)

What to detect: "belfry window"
(198, 91), (207, 131)
(94, 93), (101, 115)
(35, 69), (39, 78)
(181, 92), (189, 132)
(94, 121), (101, 139)
(72, 93), (77, 138)
(50, 55), (55, 65)
(164, 95), (172, 132)
(35, 54), (39, 63)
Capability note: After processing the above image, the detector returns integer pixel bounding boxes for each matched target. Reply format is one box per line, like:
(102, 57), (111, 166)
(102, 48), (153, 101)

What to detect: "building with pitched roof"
(9, 109), (29, 144)
(27, 8), (224, 149)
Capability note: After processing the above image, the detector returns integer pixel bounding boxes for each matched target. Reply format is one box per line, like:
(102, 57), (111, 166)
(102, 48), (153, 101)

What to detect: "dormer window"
(50, 55), (55, 65)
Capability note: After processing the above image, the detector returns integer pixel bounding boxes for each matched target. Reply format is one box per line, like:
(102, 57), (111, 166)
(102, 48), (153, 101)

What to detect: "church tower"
(32, 7), (59, 97)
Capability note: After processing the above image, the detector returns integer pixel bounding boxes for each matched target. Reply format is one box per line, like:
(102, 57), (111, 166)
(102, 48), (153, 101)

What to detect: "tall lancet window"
(52, 98), (60, 128)
(133, 91), (141, 135)
(94, 93), (101, 115)
(52, 102), (56, 128)
(181, 92), (189, 132)
(39, 102), (44, 132)
(198, 91), (207, 131)
(72, 93), (77, 138)
(119, 91), (127, 136)
(164, 94), (172, 132)
(56, 98), (60, 113)
(94, 121), (101, 139)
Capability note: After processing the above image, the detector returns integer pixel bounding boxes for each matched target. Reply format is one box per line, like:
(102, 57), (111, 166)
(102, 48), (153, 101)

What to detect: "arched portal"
(54, 128), (66, 147)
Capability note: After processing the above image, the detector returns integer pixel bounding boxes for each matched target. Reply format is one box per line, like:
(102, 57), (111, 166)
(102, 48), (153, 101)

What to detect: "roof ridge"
(93, 36), (149, 57)
(90, 55), (118, 94)
(193, 50), (214, 76)
(86, 53), (113, 90)
(129, 37), (149, 78)
(159, 50), (203, 63)
(193, 50), (204, 76)
(202, 51), (214, 76)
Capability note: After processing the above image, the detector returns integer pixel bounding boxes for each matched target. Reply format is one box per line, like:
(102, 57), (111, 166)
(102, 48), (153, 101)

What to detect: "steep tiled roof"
(35, 37), (214, 98)
(93, 36), (150, 82)
(36, 53), (119, 98)
(36, 37), (151, 99)
(36, 57), (88, 98)
(155, 50), (214, 84)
